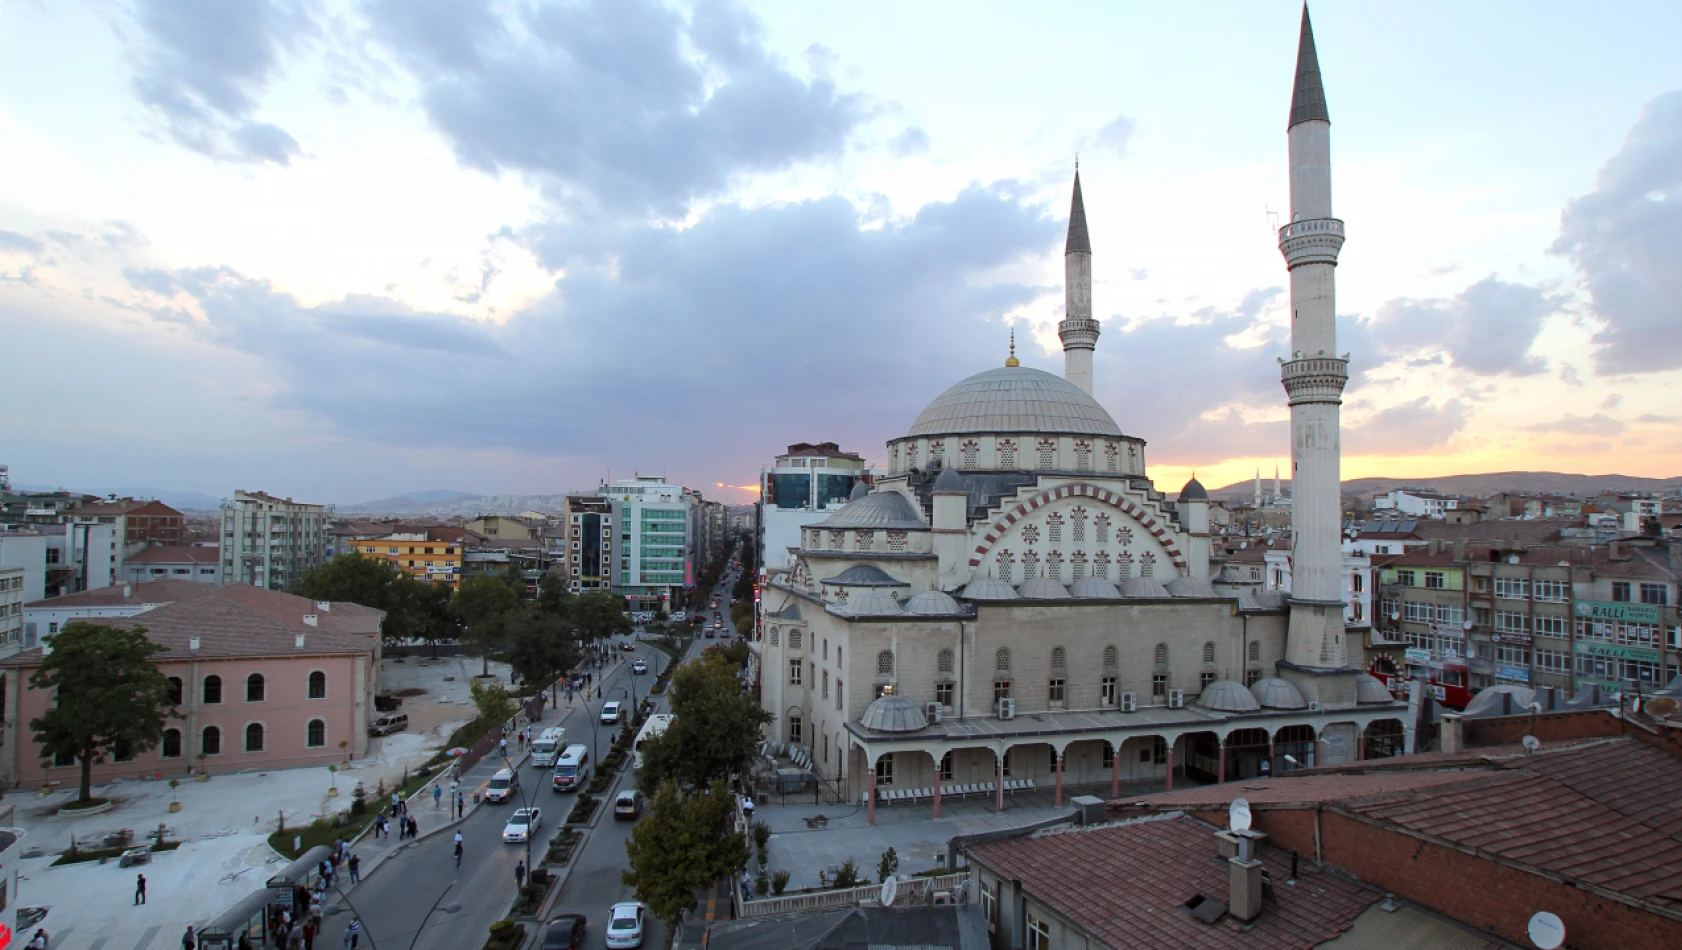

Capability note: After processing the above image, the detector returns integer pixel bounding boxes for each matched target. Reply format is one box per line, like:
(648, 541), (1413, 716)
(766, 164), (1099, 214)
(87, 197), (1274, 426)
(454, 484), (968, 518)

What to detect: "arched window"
(1154, 643), (1168, 667)
(306, 719), (326, 748)
(1249, 641), (1261, 662)
(245, 723), (265, 753)
(1051, 647), (1067, 672)
(1103, 645), (1118, 671)
(202, 725), (221, 756)
(1203, 642), (1216, 665)
(202, 675), (222, 704)
(876, 651), (894, 676)
(995, 648), (1011, 672)
(167, 677), (183, 705)
(307, 671), (327, 700)
(938, 649), (954, 673)
(1351, 572), (1363, 592)
(161, 728), (182, 758)
(770, 628), (780, 646)
(246, 673), (265, 703)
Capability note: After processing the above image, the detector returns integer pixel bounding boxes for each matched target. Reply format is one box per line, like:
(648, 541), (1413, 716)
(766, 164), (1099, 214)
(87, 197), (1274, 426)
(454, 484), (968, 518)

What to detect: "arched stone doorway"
(1274, 724), (1319, 770)
(1362, 719), (1406, 759)
(1223, 728), (1273, 781)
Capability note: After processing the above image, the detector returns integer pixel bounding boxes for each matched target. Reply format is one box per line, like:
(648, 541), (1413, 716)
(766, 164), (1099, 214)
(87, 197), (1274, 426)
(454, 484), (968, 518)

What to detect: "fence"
(737, 872), (970, 918)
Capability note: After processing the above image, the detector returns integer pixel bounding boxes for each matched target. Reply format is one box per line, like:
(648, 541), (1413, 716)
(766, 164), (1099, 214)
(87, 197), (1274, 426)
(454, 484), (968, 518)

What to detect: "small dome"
(1165, 576), (1216, 598)
(904, 590), (963, 615)
(1462, 684), (1537, 719)
(814, 492), (925, 530)
(848, 480), (871, 501)
(1017, 576), (1071, 599)
(1179, 477), (1208, 501)
(860, 695), (928, 734)
(1120, 577), (1172, 599)
(1212, 564), (1251, 585)
(1069, 577), (1121, 599)
(1238, 590), (1288, 611)
(1197, 680), (1262, 713)
(1354, 674), (1393, 705)
(819, 564), (910, 587)
(1250, 677), (1308, 710)
(843, 589), (903, 616)
(768, 601), (803, 621)
(960, 577), (1020, 600)
(932, 466), (967, 494)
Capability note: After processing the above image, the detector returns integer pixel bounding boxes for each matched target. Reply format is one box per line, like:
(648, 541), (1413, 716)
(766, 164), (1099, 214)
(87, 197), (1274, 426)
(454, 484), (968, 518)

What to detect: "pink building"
(0, 582), (383, 787)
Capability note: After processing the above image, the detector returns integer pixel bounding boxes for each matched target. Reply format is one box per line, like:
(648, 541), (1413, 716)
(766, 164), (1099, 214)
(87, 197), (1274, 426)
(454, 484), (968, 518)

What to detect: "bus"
(632, 714), (675, 770)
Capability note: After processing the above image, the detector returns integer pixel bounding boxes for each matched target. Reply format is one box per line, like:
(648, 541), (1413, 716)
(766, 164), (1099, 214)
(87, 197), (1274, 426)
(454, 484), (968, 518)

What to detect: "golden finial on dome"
(1005, 327), (1020, 367)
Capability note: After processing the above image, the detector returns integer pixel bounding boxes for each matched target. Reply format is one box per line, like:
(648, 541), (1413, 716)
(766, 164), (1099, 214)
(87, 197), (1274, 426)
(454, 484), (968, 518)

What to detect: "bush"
(832, 857), (860, 890)
(567, 794), (598, 824)
(878, 847), (899, 883)
(483, 919), (524, 950)
(771, 870), (790, 894)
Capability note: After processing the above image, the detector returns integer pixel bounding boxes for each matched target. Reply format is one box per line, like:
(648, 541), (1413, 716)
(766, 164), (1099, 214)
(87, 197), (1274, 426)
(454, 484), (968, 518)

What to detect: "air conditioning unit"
(1119, 692), (1138, 713)
(925, 701), (944, 723)
(1167, 689), (1186, 709)
(1307, 701), (1322, 712)
(997, 698), (1016, 720)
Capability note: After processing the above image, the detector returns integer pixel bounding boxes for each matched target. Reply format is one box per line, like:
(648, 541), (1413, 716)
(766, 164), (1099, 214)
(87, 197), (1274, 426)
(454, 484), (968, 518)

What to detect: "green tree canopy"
(636, 652), (771, 795)
(469, 678), (517, 725)
(29, 622), (177, 803)
(623, 780), (748, 930)
(297, 554), (455, 652)
(572, 590), (632, 642)
(504, 607), (582, 691)
(452, 573), (520, 675)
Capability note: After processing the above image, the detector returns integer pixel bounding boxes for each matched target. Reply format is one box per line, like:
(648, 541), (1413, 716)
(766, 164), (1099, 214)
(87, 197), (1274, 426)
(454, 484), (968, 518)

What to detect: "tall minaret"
(1280, 6), (1351, 671)
(1059, 169), (1099, 394)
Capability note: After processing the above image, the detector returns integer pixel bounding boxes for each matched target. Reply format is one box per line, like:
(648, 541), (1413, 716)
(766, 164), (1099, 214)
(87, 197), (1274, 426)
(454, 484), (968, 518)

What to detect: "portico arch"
(1362, 718), (1406, 759)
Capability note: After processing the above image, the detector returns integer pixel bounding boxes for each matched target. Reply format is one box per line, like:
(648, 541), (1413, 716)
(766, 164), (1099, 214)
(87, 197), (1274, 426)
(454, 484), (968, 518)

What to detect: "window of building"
(1351, 572), (1363, 592)
(203, 675), (222, 704)
(981, 881), (997, 932)
(1535, 614), (1567, 636)
(1536, 649), (1570, 674)
(1202, 642), (1215, 664)
(837, 646), (842, 667)
(306, 719), (326, 748)
(308, 670), (326, 699)
(788, 660), (802, 685)
(934, 681), (955, 708)
(1152, 673), (1167, 698)
(993, 680), (1012, 703)
(245, 723), (265, 752)
(789, 631), (802, 650)
(1200, 670), (1216, 691)
(1494, 577), (1529, 599)
(1026, 912), (1051, 950)
(822, 671), (828, 699)
(202, 725), (222, 756)
(1494, 611), (1529, 634)
(1048, 678), (1066, 705)
(1248, 641), (1261, 663)
(1534, 579), (1568, 602)
(789, 716), (802, 746)
(167, 676), (183, 705)
(1051, 646), (1067, 672)
(1642, 583), (1669, 606)
(938, 649), (954, 673)
(1396, 570), (1417, 587)
(246, 673), (265, 703)
(877, 651), (894, 676)
(1154, 643), (1168, 667)
(1425, 571), (1445, 590)
(938, 752), (953, 782)
(161, 728), (182, 758)
(1102, 645), (1118, 672)
(1101, 676), (1117, 707)
(995, 648), (1011, 673)
(1495, 644), (1531, 667)
(836, 680), (842, 710)
(1612, 582), (1632, 603)
(1001, 749), (1013, 778)
(874, 754), (895, 786)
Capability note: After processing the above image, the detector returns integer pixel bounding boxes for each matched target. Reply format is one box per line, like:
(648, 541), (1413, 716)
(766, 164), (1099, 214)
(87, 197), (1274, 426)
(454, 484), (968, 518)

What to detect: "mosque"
(756, 9), (1408, 821)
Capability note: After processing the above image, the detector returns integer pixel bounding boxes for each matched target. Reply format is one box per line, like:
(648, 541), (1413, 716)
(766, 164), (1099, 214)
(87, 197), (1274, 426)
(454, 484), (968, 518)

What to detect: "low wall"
(739, 872), (969, 918)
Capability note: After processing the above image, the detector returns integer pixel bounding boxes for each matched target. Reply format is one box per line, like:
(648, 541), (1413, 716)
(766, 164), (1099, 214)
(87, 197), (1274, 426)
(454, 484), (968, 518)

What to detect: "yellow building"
(352, 528), (464, 588)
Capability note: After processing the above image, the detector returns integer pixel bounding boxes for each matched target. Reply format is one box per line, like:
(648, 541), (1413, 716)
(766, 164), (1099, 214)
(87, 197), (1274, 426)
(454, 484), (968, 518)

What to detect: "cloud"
(1524, 413), (1626, 436)
(1360, 275), (1560, 376)
(1552, 91), (1682, 374)
(1636, 413), (1680, 424)
(127, 0), (315, 164)
(367, 0), (866, 219)
(1094, 114), (1135, 155)
(0, 231), (43, 254)
(887, 127), (931, 158)
(1345, 397), (1469, 456)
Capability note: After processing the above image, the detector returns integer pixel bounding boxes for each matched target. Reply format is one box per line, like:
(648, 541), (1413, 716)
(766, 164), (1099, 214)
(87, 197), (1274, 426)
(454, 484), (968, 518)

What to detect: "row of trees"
(623, 641), (770, 930)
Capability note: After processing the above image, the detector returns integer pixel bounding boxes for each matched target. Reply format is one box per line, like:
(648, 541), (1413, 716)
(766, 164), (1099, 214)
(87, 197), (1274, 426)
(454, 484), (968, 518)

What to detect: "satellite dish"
(1645, 696), (1679, 719)
(880, 876), (898, 907)
(1522, 735), (1540, 753)
(1528, 911), (1565, 949)
(1229, 798), (1252, 833)
(1527, 702), (1543, 714)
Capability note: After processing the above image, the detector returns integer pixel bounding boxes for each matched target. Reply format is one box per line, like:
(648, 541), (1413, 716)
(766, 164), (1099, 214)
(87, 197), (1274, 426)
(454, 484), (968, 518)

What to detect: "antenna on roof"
(1521, 735), (1540, 754)
(1527, 911), (1565, 949)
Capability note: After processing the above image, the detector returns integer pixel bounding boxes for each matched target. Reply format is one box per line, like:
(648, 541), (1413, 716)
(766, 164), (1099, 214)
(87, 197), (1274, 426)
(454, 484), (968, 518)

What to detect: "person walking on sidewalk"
(515, 860), (526, 889)
(433, 784), (442, 809)
(456, 791), (465, 819)
(343, 919), (361, 950)
(181, 925), (197, 950)
(347, 853), (361, 884)
(135, 872), (147, 905)
(407, 815), (418, 839)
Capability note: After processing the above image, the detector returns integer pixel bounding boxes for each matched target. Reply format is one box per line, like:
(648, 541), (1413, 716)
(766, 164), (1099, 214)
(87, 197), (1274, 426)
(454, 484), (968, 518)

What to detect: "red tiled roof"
(25, 578), (217, 609)
(126, 546), (219, 565)
(967, 814), (1380, 950)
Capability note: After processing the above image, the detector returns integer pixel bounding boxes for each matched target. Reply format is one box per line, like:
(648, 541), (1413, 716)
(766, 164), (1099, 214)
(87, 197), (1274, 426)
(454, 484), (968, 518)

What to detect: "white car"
(605, 902), (646, 948)
(601, 701), (624, 725)
(501, 807), (541, 843)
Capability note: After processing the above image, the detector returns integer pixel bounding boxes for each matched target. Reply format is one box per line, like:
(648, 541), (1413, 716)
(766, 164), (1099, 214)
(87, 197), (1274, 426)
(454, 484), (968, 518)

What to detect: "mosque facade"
(757, 8), (1407, 820)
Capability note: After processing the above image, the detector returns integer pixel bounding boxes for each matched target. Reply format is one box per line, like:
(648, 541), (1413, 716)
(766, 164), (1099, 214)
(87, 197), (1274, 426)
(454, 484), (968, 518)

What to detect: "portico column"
(1218, 743), (1226, 784)
(932, 753), (942, 819)
(1165, 744), (1175, 792)
(1357, 731), (1365, 761)
(867, 768), (877, 826)
(1054, 752), (1064, 806)
(1269, 740), (1277, 774)
(1317, 732), (1327, 768)
(1111, 742), (1120, 799)
(995, 753), (1004, 813)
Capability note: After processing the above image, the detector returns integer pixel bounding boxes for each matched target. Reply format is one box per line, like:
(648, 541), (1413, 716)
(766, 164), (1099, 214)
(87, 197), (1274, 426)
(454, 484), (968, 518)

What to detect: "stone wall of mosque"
(886, 433), (1146, 477)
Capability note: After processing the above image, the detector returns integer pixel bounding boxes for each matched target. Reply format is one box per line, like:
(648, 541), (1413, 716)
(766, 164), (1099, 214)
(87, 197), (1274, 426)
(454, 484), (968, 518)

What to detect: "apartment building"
(220, 490), (331, 590)
(758, 442), (870, 579)
(0, 567), (22, 651)
(602, 476), (689, 611)
(559, 494), (614, 594)
(125, 544), (221, 584)
(350, 527), (464, 588)
(1373, 489), (1460, 518)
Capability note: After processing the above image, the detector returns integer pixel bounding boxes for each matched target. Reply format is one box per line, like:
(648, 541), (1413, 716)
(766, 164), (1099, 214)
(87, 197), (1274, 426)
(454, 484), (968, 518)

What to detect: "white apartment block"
(0, 567), (23, 651)
(602, 476), (689, 609)
(1374, 490), (1459, 519)
(220, 490), (330, 590)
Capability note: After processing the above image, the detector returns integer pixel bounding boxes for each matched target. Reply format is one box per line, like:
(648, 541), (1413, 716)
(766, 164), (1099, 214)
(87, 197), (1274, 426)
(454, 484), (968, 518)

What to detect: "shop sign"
(1491, 633), (1533, 645)
(1429, 684), (1447, 701)
(1429, 623), (1467, 640)
(1404, 647), (1431, 665)
(1494, 665), (1531, 683)
(1575, 600), (1661, 624)
(1574, 641), (1660, 664)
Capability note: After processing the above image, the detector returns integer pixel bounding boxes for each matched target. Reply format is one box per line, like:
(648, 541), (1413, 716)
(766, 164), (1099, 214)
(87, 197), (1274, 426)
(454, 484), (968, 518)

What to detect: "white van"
(530, 726), (568, 768)
(485, 768), (519, 804)
(551, 744), (591, 792)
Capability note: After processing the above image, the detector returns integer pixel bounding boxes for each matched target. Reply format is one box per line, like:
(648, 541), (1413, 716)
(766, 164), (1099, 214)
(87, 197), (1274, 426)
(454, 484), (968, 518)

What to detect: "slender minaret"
(1253, 467), (1262, 508)
(1274, 465), (1282, 502)
(1059, 169), (1099, 395)
(1280, 6), (1350, 670)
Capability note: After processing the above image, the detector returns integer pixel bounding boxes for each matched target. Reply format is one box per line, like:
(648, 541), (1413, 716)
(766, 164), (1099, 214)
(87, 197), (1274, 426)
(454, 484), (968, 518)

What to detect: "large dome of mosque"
(905, 366), (1124, 439)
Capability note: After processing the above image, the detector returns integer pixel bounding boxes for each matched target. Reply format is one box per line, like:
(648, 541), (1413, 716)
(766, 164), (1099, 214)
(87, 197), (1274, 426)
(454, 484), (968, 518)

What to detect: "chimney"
(1228, 831), (1267, 923)
(122, 584), (132, 599)
(1427, 539), (1446, 556)
(189, 636), (201, 652)
(1451, 538), (1466, 561)
(316, 601), (331, 612)
(303, 614), (318, 627)
(1439, 713), (1464, 754)
(1609, 540), (1629, 561)
(296, 633), (306, 648)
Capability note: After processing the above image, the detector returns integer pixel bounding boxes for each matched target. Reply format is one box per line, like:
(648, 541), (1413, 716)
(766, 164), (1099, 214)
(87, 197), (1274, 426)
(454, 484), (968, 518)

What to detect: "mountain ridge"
(1210, 470), (1682, 501)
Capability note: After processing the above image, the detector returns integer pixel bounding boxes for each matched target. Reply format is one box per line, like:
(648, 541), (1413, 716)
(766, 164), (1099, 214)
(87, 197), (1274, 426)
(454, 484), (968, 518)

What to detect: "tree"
(469, 678), (517, 725)
(387, 574), (455, 657)
(29, 623), (177, 803)
(623, 780), (748, 931)
(572, 590), (632, 643)
(504, 608), (582, 693)
(298, 554), (455, 653)
(453, 573), (520, 676)
(636, 653), (772, 796)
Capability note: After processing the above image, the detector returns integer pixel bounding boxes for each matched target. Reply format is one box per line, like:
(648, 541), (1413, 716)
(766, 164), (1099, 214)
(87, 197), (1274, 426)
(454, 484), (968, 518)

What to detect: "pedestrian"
(344, 918), (361, 950)
(434, 784), (442, 808)
(287, 921), (302, 950)
(454, 839), (463, 869)
(376, 814), (386, 838)
(238, 933), (253, 950)
(302, 919), (316, 950)
(390, 791), (399, 813)
(596, 685), (602, 700)
(456, 791), (465, 819)
(407, 815), (418, 838)
(135, 871), (147, 905)
(742, 796), (754, 820)
(515, 859), (526, 888)
(499, 737), (507, 758)
(181, 925), (197, 950)
(348, 853), (361, 884)
(26, 931), (46, 950)
(454, 830), (463, 847)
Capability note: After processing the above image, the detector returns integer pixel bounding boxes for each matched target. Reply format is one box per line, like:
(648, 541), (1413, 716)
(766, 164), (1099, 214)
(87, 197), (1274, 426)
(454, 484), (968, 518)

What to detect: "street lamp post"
(501, 751), (540, 884)
(408, 882), (455, 950)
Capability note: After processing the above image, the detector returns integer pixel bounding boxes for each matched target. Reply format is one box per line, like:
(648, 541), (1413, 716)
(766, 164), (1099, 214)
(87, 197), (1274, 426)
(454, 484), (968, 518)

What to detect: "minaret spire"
(1058, 167), (1098, 394)
(1005, 327), (1020, 367)
(1288, 4), (1330, 129)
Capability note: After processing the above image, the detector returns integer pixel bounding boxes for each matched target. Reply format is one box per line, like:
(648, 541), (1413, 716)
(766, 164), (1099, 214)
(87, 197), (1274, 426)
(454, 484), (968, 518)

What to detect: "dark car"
(542, 913), (588, 950)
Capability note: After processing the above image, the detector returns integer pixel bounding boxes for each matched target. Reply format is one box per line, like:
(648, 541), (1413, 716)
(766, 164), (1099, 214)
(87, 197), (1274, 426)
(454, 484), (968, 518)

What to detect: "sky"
(1, 0), (1679, 505)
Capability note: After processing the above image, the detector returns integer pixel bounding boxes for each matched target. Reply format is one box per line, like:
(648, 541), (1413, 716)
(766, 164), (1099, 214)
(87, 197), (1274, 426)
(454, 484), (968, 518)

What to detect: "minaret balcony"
(1278, 217), (1345, 268)
(1057, 317), (1100, 350)
(1280, 355), (1349, 405)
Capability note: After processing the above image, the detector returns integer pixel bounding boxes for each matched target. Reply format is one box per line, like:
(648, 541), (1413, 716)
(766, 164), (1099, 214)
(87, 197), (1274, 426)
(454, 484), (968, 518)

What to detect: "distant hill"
(1210, 471), (1682, 501)
(341, 491), (577, 516)
(345, 489), (477, 511)
(14, 483), (224, 512)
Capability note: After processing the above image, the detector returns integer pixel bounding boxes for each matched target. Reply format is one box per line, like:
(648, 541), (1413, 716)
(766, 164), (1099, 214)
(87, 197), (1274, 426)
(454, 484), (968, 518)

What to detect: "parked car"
(613, 789), (644, 820)
(502, 807), (542, 843)
(600, 701), (625, 725)
(369, 713), (408, 737)
(541, 914), (588, 950)
(631, 659), (648, 674)
(605, 902), (647, 949)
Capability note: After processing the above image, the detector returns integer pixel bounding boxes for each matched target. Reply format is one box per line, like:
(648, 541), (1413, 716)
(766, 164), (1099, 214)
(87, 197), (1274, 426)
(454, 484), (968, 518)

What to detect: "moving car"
(631, 659), (648, 674)
(620, 641), (637, 652)
(502, 807), (542, 843)
(552, 745), (590, 792)
(530, 726), (568, 768)
(484, 768), (519, 803)
(605, 902), (647, 949)
(613, 789), (644, 820)
(541, 914), (588, 950)
(600, 701), (625, 725)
